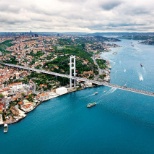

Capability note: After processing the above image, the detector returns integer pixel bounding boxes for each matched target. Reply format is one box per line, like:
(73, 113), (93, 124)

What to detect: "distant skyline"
(0, 0), (154, 32)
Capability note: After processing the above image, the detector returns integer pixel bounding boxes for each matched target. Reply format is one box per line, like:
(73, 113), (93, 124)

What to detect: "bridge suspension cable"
(1, 62), (154, 98)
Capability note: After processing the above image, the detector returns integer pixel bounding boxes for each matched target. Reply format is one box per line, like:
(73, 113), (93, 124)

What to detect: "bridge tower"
(70, 55), (76, 88)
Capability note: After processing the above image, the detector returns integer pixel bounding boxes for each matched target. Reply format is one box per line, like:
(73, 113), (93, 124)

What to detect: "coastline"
(0, 86), (93, 126)
(94, 51), (112, 82)
(0, 50), (113, 127)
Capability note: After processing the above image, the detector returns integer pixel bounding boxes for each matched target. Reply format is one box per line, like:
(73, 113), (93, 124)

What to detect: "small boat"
(140, 63), (143, 67)
(4, 124), (8, 133)
(93, 92), (98, 95)
(87, 102), (96, 108)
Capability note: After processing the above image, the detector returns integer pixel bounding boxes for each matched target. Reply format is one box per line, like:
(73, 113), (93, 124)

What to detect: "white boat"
(87, 102), (97, 108)
(4, 124), (8, 133)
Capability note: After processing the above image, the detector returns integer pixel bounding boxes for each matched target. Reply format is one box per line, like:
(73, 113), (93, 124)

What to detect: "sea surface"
(1, 39), (154, 154)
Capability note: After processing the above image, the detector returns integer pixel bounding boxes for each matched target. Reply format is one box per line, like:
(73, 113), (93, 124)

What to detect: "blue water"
(1, 39), (154, 154)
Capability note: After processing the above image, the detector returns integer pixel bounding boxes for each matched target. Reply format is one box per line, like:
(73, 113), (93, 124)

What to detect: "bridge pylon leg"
(70, 56), (76, 88)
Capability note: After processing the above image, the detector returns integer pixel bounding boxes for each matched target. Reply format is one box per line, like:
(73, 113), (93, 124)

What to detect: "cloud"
(0, 0), (154, 32)
(58, 0), (86, 3)
(100, 0), (123, 10)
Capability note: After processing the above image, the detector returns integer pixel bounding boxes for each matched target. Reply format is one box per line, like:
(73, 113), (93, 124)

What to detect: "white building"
(85, 82), (93, 87)
(56, 87), (68, 95)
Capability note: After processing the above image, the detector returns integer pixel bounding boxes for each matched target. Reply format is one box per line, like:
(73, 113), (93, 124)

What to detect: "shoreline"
(0, 86), (96, 126)
(0, 50), (112, 127)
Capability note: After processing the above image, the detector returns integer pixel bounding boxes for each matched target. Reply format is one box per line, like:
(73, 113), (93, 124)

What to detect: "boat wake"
(139, 73), (144, 81)
(124, 83), (127, 86)
(109, 60), (116, 66)
(104, 87), (117, 95)
(142, 67), (146, 74)
(91, 92), (98, 96)
(96, 88), (117, 104)
(124, 69), (126, 72)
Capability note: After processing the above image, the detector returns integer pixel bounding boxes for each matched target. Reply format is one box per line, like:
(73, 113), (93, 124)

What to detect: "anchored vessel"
(4, 124), (8, 133)
(87, 102), (96, 108)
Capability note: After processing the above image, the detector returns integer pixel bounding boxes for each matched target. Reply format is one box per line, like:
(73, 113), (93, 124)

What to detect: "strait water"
(1, 39), (154, 154)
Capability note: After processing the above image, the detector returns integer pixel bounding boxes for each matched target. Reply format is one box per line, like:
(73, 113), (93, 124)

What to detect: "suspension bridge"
(1, 61), (154, 98)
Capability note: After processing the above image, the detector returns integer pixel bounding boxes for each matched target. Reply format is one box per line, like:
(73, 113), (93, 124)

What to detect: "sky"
(0, 0), (154, 32)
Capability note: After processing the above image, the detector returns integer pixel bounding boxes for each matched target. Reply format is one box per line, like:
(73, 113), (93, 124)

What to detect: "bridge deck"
(1, 62), (154, 97)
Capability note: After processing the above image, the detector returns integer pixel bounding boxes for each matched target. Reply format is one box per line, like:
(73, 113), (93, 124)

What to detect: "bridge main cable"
(1, 62), (154, 97)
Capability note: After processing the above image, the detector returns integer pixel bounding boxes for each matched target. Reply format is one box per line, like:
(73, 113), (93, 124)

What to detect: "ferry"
(87, 102), (96, 108)
(4, 124), (8, 133)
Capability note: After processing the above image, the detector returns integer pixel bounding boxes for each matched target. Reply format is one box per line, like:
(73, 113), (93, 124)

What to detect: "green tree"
(0, 93), (4, 99)
(27, 94), (33, 102)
